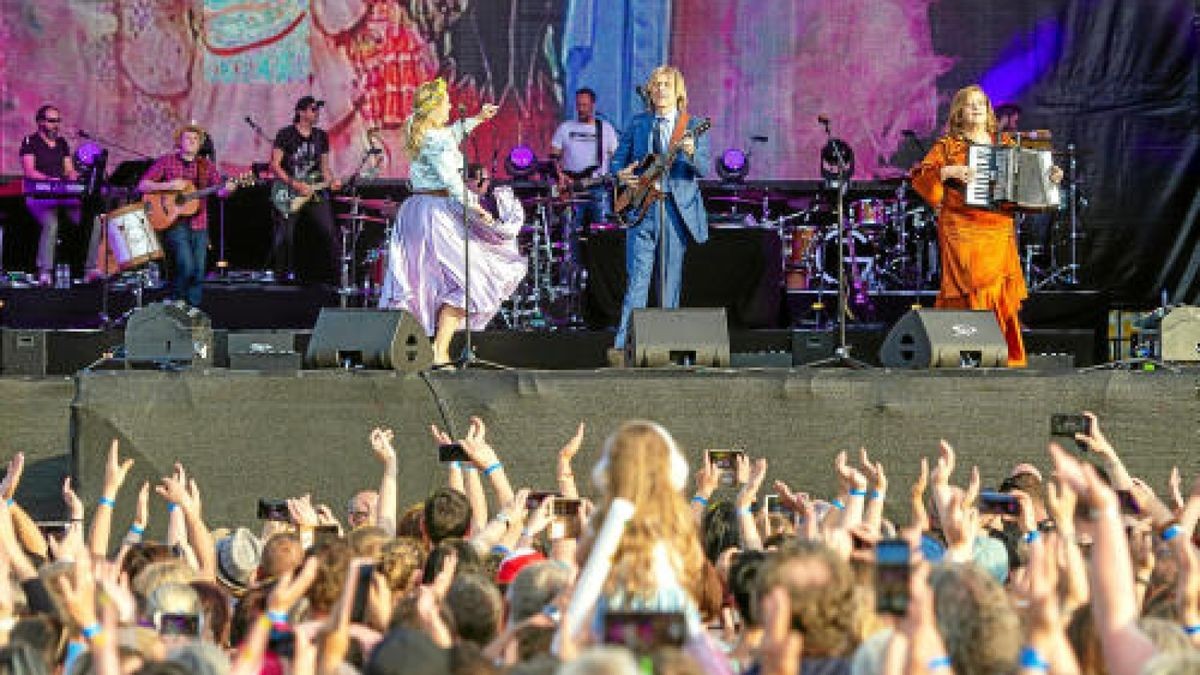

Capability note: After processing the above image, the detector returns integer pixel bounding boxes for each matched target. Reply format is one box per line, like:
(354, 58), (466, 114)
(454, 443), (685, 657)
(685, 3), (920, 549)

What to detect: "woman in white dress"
(379, 78), (526, 366)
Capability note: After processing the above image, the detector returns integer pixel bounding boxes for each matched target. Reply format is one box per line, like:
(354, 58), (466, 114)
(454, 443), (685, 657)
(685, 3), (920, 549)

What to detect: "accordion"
(965, 144), (1060, 211)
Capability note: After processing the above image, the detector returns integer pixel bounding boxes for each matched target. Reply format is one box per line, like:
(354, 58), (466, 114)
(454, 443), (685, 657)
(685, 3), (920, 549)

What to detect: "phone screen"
(708, 449), (745, 486)
(157, 612), (201, 637)
(349, 563), (375, 624)
(978, 490), (1021, 516)
(438, 443), (471, 463)
(602, 611), (687, 652)
(257, 498), (290, 522)
(875, 539), (911, 616)
(1049, 414), (1090, 438)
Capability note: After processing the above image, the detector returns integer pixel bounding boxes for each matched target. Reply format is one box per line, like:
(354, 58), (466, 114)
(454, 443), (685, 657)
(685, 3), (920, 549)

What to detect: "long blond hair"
(581, 421), (704, 599)
(644, 65), (688, 113)
(403, 78), (448, 159)
(945, 85), (997, 139)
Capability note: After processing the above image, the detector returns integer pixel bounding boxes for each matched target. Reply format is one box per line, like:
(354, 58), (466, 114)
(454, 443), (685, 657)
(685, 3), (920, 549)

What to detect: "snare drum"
(105, 204), (162, 271)
(848, 199), (894, 227)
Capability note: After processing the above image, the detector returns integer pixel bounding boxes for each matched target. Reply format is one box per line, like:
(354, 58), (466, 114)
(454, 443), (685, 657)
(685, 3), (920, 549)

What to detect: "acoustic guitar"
(143, 173), (255, 231)
(614, 117), (712, 227)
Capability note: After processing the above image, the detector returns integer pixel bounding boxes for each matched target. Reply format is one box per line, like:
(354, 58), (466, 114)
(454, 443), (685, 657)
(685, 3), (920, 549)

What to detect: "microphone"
(635, 85), (648, 101)
(817, 114), (830, 125)
(901, 129), (917, 136)
(365, 148), (383, 155)
(76, 129), (91, 139)
(457, 103), (468, 116)
(244, 116), (262, 132)
(751, 135), (769, 143)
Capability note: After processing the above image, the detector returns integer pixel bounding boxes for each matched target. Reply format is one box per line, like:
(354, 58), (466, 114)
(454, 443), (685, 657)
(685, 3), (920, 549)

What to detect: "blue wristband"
(1184, 624), (1200, 636)
(267, 610), (289, 625)
(1161, 524), (1182, 543)
(167, 502), (179, 512)
(849, 488), (867, 497)
(129, 524), (145, 536)
(831, 499), (846, 510)
(5, 498), (13, 507)
(80, 623), (102, 639)
(691, 496), (709, 507)
(449, 461), (461, 470)
(483, 462), (502, 477)
(98, 496), (116, 508)
(927, 656), (952, 670)
(491, 545), (511, 556)
(463, 464), (477, 472)
(1018, 647), (1049, 671)
(868, 490), (883, 500)
(1023, 530), (1041, 544)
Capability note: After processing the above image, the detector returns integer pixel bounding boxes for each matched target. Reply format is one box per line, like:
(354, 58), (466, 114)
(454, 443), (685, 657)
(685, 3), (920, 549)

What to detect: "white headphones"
(592, 421), (689, 494)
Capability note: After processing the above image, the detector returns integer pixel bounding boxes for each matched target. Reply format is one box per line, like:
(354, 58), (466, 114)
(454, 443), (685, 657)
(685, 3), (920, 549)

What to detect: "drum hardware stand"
(1032, 143), (1084, 289)
(804, 120), (869, 368)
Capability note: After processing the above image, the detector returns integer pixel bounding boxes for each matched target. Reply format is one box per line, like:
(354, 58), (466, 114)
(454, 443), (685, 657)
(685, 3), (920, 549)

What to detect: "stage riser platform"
(48, 368), (1198, 533)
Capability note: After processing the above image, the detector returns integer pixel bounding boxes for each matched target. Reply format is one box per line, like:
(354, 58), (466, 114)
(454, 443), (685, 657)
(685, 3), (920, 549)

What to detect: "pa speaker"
(125, 302), (214, 366)
(1161, 306), (1200, 362)
(305, 308), (432, 373)
(627, 308), (730, 367)
(1, 329), (47, 376)
(879, 309), (1008, 368)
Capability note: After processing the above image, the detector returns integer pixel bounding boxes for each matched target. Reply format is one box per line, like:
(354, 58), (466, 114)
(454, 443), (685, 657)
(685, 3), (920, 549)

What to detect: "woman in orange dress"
(911, 85), (1061, 368)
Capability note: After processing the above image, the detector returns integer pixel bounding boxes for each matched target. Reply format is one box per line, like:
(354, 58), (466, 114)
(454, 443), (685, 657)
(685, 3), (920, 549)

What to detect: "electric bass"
(614, 117), (712, 227)
(143, 173), (256, 231)
(271, 174), (356, 216)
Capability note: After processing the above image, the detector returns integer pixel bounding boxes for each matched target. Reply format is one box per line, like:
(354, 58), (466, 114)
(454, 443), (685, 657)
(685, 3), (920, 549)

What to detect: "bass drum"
(815, 226), (880, 289)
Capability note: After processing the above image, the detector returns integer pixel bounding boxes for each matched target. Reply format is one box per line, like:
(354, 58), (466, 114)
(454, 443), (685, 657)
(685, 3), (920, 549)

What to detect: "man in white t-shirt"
(550, 88), (619, 296)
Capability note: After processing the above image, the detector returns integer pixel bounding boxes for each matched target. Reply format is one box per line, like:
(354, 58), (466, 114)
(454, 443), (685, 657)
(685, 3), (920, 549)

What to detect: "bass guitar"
(614, 117), (712, 227)
(270, 174), (353, 216)
(562, 165), (611, 192)
(143, 173), (256, 231)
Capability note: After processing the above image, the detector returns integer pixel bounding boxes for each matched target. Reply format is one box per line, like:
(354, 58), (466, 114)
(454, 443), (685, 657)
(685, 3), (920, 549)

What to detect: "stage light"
(819, 139), (855, 183)
(715, 148), (750, 182)
(505, 145), (536, 178)
(75, 141), (105, 168)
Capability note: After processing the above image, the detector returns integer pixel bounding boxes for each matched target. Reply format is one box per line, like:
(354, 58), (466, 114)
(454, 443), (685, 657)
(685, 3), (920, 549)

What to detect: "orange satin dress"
(910, 135), (1027, 367)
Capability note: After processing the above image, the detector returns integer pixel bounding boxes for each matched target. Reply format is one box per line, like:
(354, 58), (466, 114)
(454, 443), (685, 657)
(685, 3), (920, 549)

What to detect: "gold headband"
(412, 78), (448, 118)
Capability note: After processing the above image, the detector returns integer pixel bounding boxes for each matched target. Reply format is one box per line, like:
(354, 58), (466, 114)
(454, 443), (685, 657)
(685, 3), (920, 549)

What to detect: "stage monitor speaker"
(879, 309), (1008, 368)
(305, 308), (432, 373)
(125, 303), (213, 366)
(627, 308), (730, 367)
(1, 329), (47, 376)
(1161, 306), (1200, 362)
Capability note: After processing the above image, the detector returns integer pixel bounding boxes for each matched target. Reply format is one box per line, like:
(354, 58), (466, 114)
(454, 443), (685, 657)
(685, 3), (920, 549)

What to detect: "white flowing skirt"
(378, 195), (526, 335)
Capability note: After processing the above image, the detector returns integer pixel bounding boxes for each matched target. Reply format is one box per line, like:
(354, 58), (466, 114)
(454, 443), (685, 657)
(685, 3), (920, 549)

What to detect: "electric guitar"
(271, 173), (357, 215)
(143, 173), (256, 231)
(614, 117), (712, 227)
(562, 165), (611, 192)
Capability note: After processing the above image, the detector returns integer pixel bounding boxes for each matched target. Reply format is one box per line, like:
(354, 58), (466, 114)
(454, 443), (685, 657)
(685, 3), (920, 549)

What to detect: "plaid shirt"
(142, 153), (221, 231)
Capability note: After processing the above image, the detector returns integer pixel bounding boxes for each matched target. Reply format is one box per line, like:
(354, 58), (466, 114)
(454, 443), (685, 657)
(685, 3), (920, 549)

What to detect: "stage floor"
(3, 365), (1195, 529)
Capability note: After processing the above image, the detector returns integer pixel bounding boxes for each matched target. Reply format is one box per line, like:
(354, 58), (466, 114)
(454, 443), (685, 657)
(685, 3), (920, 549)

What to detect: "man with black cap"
(268, 95), (340, 283)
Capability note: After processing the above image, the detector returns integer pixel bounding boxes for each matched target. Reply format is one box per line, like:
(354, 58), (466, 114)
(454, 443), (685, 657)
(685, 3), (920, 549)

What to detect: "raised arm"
(735, 456), (767, 551)
(369, 427), (399, 535)
(155, 463), (216, 578)
(557, 422), (585, 499)
(461, 417), (514, 507)
(89, 440), (134, 559)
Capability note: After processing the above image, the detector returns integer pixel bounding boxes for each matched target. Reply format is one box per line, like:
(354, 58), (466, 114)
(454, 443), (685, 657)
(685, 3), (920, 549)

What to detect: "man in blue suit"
(610, 65), (710, 349)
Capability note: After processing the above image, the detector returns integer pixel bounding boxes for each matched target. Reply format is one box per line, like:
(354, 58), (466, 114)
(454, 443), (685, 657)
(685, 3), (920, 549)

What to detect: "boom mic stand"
(453, 107), (506, 370)
(805, 117), (869, 369)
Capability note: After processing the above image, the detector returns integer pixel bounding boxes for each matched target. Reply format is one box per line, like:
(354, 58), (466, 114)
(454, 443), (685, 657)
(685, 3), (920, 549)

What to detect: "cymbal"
(708, 196), (760, 205)
(336, 213), (388, 225)
(333, 195), (397, 211)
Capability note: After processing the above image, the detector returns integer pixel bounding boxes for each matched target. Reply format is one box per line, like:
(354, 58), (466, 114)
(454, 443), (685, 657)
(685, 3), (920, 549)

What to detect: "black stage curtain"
(583, 226), (784, 329)
(928, 0), (1199, 307)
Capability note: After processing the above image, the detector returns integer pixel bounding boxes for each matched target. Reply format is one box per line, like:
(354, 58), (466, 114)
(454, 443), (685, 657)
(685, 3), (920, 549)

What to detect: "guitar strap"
(196, 156), (210, 190)
(669, 111), (691, 147)
(594, 119), (603, 169)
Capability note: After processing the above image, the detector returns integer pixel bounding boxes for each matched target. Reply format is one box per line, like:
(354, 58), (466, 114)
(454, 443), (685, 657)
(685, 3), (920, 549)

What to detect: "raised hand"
(429, 423), (453, 447)
(133, 482), (150, 529)
(834, 450), (867, 492)
(734, 452), (752, 487)
(558, 422), (586, 464)
(694, 450), (720, 498)
(154, 463), (194, 512)
(1169, 466), (1185, 512)
(370, 427), (397, 464)
(268, 556), (321, 615)
(286, 495), (321, 529)
(62, 476), (84, 521)
(1077, 411), (1116, 458)
(102, 440), (135, 494)
(461, 416), (500, 470)
(1, 452), (25, 501)
(859, 448), (887, 495)
(738, 458), (769, 509)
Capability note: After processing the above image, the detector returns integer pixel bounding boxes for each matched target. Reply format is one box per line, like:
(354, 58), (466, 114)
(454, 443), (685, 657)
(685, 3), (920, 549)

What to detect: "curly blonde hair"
(580, 421), (704, 601)
(404, 78), (449, 159)
(945, 85), (997, 139)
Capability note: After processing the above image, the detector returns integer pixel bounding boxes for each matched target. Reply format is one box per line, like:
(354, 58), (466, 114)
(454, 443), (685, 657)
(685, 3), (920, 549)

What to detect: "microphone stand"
(805, 119), (869, 369)
(454, 108), (506, 370)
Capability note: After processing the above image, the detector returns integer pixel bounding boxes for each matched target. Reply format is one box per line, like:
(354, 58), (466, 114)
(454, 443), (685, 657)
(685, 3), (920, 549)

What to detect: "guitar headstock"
(692, 117), (713, 136)
(235, 171), (257, 187)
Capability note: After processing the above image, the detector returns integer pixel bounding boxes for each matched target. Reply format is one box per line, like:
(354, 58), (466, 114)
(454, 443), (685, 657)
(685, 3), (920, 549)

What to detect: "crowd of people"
(0, 412), (1198, 675)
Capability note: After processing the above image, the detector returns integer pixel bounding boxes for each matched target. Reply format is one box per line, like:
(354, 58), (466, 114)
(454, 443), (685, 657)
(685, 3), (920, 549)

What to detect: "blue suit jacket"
(610, 111), (710, 243)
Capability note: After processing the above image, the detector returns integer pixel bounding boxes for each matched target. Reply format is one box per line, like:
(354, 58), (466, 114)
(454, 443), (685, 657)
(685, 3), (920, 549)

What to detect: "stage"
(3, 362), (1196, 531)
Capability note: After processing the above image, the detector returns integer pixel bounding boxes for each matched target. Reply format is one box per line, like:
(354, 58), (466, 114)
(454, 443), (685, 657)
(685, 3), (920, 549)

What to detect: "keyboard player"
(19, 105), (90, 286)
(909, 85), (1063, 368)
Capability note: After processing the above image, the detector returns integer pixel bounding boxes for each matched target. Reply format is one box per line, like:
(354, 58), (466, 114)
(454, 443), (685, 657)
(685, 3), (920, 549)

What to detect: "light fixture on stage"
(75, 141), (105, 168)
(505, 145), (537, 178)
(715, 148), (750, 182)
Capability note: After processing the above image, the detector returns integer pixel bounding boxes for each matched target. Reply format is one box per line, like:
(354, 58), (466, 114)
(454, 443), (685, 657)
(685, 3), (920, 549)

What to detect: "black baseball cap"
(295, 96), (325, 112)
